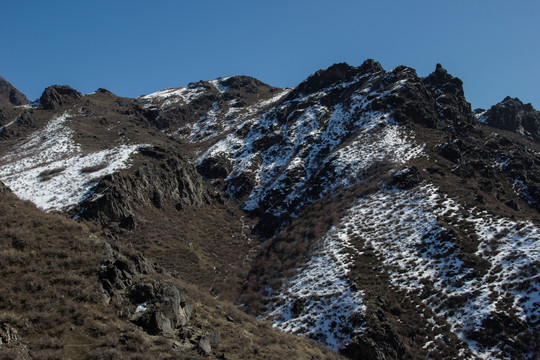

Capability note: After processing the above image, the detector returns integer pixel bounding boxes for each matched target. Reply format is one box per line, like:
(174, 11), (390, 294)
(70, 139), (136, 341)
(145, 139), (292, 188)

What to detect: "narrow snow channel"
(266, 226), (365, 349)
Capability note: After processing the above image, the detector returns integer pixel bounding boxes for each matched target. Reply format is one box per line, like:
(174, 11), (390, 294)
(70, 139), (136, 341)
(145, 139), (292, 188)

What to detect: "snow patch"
(0, 113), (145, 211)
(139, 83), (208, 109)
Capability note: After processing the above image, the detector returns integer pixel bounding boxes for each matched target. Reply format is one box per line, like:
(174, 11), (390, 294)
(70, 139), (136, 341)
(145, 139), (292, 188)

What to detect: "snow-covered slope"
(264, 182), (539, 358)
(266, 224), (366, 349)
(196, 64), (425, 220)
(347, 184), (538, 358)
(0, 112), (144, 211)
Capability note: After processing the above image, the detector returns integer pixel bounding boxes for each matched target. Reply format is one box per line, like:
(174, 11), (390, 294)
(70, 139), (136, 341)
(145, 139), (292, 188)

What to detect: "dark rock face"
(221, 76), (265, 93)
(196, 157), (231, 179)
(40, 85), (82, 110)
(15, 109), (35, 128)
(437, 140), (462, 163)
(0, 75), (29, 106)
(79, 147), (215, 226)
(480, 96), (540, 142)
(391, 64), (474, 128)
(294, 60), (384, 97)
(296, 63), (358, 95)
(423, 64), (474, 124)
(98, 252), (156, 300)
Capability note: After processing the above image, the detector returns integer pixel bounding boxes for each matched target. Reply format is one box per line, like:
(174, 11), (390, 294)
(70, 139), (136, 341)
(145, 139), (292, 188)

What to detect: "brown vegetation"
(0, 186), (341, 359)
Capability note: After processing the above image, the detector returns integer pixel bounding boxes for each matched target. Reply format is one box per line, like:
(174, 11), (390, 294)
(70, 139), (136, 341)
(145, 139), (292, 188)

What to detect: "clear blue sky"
(1, 1), (539, 110)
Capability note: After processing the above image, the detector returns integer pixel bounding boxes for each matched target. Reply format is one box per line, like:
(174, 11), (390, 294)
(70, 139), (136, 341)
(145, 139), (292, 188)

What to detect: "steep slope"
(0, 75), (30, 139)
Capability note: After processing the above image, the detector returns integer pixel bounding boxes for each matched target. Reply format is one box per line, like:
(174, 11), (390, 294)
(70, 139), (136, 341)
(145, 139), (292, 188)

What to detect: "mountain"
(0, 60), (538, 360)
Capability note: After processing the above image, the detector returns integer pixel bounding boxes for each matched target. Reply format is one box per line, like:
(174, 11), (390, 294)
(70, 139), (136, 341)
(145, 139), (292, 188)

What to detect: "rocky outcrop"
(423, 64), (474, 124)
(79, 146), (215, 227)
(390, 64), (474, 128)
(220, 76), (267, 94)
(0, 323), (19, 344)
(295, 63), (359, 95)
(130, 281), (191, 336)
(479, 96), (540, 142)
(0, 75), (29, 106)
(39, 85), (82, 110)
(98, 246), (191, 337)
(14, 109), (35, 128)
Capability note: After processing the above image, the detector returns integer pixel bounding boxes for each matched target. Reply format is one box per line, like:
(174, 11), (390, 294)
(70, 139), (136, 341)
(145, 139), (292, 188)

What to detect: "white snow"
(0, 112), (145, 211)
(135, 301), (148, 313)
(209, 77), (231, 93)
(188, 102), (222, 141)
(1, 117), (18, 129)
(337, 183), (540, 359)
(266, 225), (365, 349)
(138, 83), (208, 109)
(196, 70), (425, 217)
(475, 110), (488, 124)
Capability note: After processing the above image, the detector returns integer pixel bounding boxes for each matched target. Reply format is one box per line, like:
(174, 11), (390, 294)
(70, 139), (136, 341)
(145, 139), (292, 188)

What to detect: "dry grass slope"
(0, 187), (342, 359)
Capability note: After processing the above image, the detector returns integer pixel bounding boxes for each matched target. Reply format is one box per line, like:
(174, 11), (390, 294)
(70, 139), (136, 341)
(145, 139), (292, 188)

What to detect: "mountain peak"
(39, 85), (82, 110)
(0, 75), (29, 106)
(357, 58), (384, 74)
(295, 62), (357, 95)
(479, 96), (540, 142)
(423, 63), (464, 95)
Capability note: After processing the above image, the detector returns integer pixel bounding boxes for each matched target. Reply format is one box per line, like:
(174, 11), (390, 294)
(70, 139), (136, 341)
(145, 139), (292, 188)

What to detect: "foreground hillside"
(0, 181), (339, 359)
(0, 61), (539, 359)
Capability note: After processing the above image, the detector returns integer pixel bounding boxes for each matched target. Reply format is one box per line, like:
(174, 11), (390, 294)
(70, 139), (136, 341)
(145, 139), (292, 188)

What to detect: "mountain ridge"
(0, 60), (538, 359)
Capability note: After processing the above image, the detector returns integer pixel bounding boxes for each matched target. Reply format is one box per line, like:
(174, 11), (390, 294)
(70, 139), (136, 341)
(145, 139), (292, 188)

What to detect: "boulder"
(0, 323), (19, 344)
(197, 337), (212, 356)
(130, 281), (189, 336)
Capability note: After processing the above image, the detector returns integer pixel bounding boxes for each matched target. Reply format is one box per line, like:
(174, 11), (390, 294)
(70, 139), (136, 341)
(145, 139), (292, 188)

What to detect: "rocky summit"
(0, 60), (538, 360)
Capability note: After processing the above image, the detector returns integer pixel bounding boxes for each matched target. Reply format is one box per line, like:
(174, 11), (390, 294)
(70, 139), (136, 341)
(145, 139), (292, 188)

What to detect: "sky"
(1, 1), (539, 110)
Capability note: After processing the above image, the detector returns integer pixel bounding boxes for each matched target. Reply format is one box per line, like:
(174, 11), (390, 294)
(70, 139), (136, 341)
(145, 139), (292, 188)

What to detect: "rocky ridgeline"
(78, 146), (217, 228)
